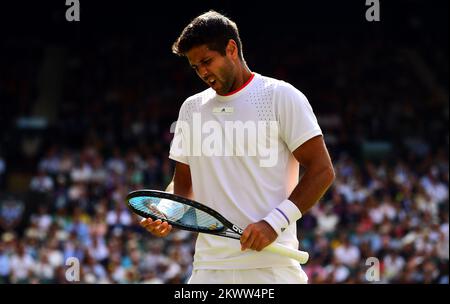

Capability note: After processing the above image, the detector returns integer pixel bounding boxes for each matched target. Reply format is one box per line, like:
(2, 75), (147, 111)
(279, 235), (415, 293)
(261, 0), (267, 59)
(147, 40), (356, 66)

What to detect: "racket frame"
(126, 189), (242, 239)
(127, 189), (309, 264)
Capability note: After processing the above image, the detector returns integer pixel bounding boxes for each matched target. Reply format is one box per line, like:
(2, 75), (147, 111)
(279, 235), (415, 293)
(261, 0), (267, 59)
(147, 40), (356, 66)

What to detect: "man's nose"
(198, 65), (208, 78)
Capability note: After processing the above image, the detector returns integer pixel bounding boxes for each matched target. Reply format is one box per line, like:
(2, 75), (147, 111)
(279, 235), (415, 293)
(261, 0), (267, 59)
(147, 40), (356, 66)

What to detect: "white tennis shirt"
(169, 73), (322, 269)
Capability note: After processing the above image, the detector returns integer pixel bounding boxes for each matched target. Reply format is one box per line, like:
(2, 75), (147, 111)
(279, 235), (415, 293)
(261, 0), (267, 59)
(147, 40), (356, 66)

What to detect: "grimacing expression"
(186, 43), (237, 95)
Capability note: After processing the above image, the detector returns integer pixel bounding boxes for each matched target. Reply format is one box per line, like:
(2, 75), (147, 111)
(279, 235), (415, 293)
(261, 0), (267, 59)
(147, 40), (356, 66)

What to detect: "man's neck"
(228, 65), (253, 93)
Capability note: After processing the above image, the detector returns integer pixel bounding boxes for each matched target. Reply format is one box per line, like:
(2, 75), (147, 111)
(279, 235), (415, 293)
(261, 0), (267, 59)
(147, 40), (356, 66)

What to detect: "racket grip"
(264, 243), (309, 264)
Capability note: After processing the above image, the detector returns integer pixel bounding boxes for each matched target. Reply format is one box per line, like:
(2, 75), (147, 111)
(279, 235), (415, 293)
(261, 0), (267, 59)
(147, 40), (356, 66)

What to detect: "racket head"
(126, 190), (232, 235)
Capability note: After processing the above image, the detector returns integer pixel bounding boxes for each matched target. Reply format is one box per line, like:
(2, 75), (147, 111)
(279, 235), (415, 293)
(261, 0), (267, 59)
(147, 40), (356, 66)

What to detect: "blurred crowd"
(0, 144), (447, 284)
(0, 144), (194, 284)
(301, 151), (448, 283)
(0, 3), (448, 284)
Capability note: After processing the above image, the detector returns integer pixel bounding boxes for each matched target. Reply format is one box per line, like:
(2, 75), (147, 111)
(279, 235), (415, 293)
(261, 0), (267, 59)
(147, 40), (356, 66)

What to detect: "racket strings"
(130, 197), (224, 231)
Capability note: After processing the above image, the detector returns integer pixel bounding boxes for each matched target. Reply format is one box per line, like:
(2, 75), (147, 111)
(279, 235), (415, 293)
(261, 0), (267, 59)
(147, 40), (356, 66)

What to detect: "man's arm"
(172, 162), (194, 199)
(140, 161), (193, 237)
(241, 135), (335, 251)
(165, 162), (193, 197)
(288, 135), (335, 213)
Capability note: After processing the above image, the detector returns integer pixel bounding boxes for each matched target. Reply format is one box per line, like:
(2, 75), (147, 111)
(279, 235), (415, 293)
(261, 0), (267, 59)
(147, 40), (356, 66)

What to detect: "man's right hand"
(139, 218), (172, 237)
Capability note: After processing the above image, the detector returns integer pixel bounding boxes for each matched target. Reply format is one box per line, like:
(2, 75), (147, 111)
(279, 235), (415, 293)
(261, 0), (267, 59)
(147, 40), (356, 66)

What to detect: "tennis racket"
(126, 189), (309, 264)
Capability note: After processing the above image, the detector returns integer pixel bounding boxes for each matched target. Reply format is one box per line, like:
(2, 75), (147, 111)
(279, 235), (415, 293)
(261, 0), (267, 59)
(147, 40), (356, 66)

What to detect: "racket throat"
(218, 224), (244, 240)
(231, 224), (244, 235)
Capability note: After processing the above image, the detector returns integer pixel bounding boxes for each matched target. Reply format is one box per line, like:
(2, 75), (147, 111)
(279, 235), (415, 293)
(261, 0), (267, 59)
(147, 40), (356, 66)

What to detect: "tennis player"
(140, 10), (335, 284)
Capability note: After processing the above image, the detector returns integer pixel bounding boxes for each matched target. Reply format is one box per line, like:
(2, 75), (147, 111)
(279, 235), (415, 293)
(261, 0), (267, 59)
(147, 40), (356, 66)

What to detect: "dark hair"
(172, 10), (244, 60)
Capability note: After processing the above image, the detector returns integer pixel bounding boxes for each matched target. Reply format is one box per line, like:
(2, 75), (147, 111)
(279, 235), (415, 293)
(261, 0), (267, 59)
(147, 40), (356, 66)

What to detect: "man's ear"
(226, 39), (238, 59)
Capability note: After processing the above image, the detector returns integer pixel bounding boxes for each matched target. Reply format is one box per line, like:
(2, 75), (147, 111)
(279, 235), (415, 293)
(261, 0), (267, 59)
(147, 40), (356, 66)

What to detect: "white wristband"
(263, 199), (302, 235)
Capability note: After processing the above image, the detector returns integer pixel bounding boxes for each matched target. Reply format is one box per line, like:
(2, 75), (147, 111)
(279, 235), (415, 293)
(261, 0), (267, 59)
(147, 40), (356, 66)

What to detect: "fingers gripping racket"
(126, 190), (309, 264)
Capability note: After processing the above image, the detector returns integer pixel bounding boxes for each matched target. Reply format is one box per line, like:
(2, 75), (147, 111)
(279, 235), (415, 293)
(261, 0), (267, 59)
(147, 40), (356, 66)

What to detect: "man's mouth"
(208, 79), (216, 87)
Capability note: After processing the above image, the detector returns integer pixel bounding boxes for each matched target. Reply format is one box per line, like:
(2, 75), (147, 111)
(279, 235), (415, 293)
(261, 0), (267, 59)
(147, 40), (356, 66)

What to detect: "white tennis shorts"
(187, 266), (308, 284)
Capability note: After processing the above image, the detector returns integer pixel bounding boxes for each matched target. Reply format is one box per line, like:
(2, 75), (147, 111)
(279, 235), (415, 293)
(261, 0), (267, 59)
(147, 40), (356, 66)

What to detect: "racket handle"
(264, 243), (309, 264)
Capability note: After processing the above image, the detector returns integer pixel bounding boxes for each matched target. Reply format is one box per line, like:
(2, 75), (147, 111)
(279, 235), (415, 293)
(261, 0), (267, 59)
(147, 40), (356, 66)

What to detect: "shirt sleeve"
(169, 102), (190, 165)
(275, 82), (323, 152)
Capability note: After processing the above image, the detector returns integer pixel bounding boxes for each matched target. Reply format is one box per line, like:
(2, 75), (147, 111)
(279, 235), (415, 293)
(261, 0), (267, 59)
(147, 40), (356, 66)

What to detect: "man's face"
(185, 43), (236, 95)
